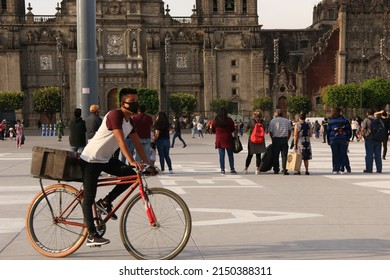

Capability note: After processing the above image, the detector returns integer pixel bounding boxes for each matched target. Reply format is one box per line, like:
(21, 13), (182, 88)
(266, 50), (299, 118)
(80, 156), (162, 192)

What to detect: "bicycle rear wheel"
(120, 187), (192, 259)
(26, 184), (87, 258)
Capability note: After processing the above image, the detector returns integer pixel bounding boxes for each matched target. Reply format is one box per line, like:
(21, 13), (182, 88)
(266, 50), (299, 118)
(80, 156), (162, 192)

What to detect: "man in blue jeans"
(361, 109), (383, 173)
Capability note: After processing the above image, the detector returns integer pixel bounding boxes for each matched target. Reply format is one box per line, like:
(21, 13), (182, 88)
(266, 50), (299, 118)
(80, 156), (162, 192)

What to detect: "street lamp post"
(56, 32), (64, 121)
(164, 34), (171, 119)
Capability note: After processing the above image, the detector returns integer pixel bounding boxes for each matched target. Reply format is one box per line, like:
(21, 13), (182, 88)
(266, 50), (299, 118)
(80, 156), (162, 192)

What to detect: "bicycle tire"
(26, 184), (87, 258)
(120, 187), (192, 260)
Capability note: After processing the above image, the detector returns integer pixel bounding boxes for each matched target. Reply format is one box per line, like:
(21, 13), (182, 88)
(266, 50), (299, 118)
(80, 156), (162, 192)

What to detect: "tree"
(210, 99), (233, 113)
(252, 96), (273, 112)
(287, 95), (312, 115)
(32, 87), (61, 124)
(0, 91), (25, 111)
(360, 77), (390, 110)
(322, 83), (361, 110)
(169, 93), (197, 117)
(137, 88), (159, 115)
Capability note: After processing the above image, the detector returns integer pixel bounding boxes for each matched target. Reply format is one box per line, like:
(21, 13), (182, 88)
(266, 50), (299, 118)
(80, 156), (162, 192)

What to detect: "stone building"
(0, 0), (389, 126)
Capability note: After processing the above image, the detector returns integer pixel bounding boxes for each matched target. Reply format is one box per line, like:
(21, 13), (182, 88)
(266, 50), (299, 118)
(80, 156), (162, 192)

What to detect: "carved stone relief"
(176, 53), (188, 69)
(107, 34), (124, 56)
(40, 54), (53, 70)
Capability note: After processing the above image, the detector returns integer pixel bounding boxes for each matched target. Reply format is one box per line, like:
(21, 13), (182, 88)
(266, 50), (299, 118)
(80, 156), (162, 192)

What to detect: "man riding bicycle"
(79, 88), (152, 247)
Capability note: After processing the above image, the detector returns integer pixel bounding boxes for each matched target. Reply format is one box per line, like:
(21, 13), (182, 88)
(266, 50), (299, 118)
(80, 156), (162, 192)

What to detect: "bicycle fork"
(139, 186), (157, 227)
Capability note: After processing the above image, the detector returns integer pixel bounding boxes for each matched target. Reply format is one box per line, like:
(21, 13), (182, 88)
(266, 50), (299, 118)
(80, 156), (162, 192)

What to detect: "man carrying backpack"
(361, 108), (385, 173)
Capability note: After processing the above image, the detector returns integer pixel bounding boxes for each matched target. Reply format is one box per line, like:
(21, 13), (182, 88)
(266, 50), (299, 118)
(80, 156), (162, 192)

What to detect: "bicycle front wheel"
(120, 187), (192, 260)
(26, 184), (87, 258)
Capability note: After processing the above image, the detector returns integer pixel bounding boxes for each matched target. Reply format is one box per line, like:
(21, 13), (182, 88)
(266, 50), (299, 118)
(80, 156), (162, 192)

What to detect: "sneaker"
(96, 199), (117, 220)
(255, 170), (260, 175)
(183, 144), (187, 148)
(243, 169), (248, 174)
(169, 170), (174, 174)
(332, 171), (337, 174)
(338, 171), (344, 175)
(221, 170), (225, 175)
(230, 170), (237, 174)
(86, 232), (110, 247)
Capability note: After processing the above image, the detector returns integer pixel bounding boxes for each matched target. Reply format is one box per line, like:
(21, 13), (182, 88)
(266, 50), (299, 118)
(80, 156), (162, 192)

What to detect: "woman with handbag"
(211, 107), (237, 175)
(243, 111), (267, 175)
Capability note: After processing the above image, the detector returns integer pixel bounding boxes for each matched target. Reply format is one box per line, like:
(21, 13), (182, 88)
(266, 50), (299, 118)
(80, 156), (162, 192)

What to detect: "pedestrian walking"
(152, 111), (173, 174)
(361, 109), (385, 173)
(85, 104), (102, 140)
(56, 119), (64, 141)
(68, 108), (87, 153)
(212, 107), (237, 175)
(321, 118), (328, 143)
(326, 108), (351, 174)
(15, 119), (24, 148)
(171, 116), (187, 148)
(132, 104), (154, 161)
(268, 109), (292, 175)
(197, 121), (204, 138)
(243, 111), (266, 175)
(380, 111), (390, 160)
(293, 112), (313, 175)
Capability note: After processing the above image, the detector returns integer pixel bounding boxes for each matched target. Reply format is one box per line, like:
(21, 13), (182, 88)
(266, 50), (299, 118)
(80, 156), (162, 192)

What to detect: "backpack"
(370, 118), (387, 142)
(250, 121), (265, 144)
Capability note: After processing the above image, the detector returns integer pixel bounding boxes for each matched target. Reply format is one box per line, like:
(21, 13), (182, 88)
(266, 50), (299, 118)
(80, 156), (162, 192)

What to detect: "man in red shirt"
(133, 104), (154, 161)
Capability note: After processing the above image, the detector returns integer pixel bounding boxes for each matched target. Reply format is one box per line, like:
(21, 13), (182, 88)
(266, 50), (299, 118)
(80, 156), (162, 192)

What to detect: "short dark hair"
(119, 88), (137, 101)
(367, 108), (375, 115)
(74, 108), (82, 118)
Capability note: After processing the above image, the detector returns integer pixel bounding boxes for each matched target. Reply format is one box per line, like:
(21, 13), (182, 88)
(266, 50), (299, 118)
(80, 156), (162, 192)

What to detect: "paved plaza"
(1, 129), (390, 260)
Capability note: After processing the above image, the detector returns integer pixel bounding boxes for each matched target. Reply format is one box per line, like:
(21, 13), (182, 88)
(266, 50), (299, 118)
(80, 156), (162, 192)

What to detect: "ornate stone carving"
(176, 53), (188, 69)
(107, 34), (123, 56)
(40, 54), (53, 70)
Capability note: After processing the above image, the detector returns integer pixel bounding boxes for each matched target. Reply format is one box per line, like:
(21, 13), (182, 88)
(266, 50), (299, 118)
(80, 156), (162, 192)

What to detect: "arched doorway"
(107, 88), (119, 110)
(277, 96), (288, 118)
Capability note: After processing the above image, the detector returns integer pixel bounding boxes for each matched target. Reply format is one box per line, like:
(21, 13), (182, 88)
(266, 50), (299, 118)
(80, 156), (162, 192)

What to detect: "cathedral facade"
(0, 0), (389, 126)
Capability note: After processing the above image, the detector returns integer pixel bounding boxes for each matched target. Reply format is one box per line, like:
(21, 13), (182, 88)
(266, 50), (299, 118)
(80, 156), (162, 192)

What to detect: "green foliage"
(322, 83), (361, 109)
(32, 87), (61, 114)
(210, 99), (233, 113)
(0, 91), (25, 111)
(137, 88), (159, 115)
(252, 96), (273, 112)
(169, 93), (197, 117)
(360, 78), (390, 110)
(287, 95), (312, 115)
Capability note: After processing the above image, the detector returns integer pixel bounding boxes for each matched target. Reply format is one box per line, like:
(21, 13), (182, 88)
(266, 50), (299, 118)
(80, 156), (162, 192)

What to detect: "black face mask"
(123, 102), (139, 113)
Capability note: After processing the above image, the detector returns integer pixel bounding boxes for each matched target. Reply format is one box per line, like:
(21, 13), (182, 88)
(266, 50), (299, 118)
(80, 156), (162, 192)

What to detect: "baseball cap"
(90, 104), (99, 112)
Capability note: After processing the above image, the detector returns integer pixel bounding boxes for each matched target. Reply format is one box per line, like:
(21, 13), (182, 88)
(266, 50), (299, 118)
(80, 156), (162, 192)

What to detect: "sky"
(26, 0), (317, 29)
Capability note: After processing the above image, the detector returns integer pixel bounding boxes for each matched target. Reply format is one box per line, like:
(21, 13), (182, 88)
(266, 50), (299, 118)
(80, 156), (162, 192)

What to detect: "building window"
(225, 0), (234, 12)
(242, 0), (247, 14)
(213, 0), (218, 12)
(2, 0), (6, 10)
(316, 96), (321, 105)
(231, 59), (237, 67)
(231, 74), (238, 82)
(328, 9), (335, 20)
(232, 88), (238, 95)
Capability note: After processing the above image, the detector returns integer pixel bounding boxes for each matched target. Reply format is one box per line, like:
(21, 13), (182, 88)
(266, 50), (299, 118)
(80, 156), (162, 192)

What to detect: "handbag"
(232, 135), (243, 153)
